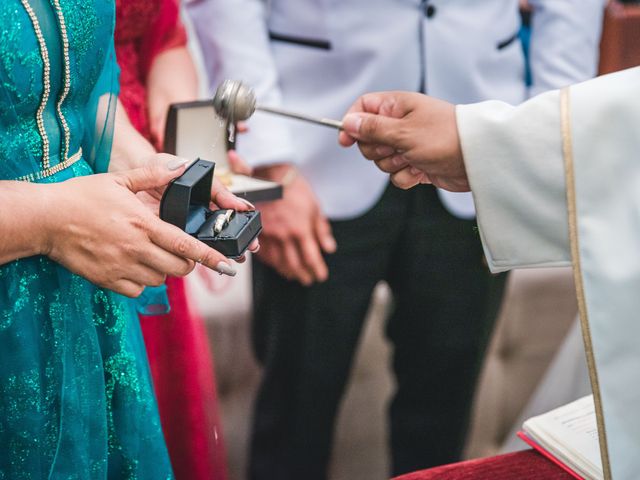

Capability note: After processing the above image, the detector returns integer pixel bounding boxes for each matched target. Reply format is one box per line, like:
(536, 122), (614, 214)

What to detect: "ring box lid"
(163, 100), (282, 203)
(160, 159), (214, 234)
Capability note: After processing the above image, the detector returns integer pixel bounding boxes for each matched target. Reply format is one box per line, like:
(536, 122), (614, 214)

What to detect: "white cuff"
(456, 91), (571, 273)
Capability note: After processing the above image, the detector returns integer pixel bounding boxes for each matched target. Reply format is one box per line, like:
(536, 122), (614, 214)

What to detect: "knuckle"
(121, 241), (140, 258)
(148, 273), (166, 287)
(122, 284), (144, 298)
(131, 285), (145, 298)
(101, 277), (116, 292)
(361, 116), (379, 138)
(141, 164), (157, 183)
(132, 213), (152, 230)
(391, 173), (409, 190)
(270, 229), (289, 243)
(380, 96), (399, 116)
(103, 263), (123, 285)
(200, 249), (221, 268)
(171, 235), (195, 257)
(375, 158), (391, 173)
(174, 259), (195, 277)
(395, 125), (414, 150)
(112, 172), (130, 188)
(289, 227), (307, 241)
(316, 222), (329, 237)
(358, 144), (375, 161)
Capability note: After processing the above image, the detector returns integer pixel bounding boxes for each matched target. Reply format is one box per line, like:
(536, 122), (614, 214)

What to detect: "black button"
(425, 4), (436, 18)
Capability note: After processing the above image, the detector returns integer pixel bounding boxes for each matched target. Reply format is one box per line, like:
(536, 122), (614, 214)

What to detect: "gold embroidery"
(560, 87), (612, 480)
(20, 0), (52, 169)
(52, 0), (72, 162)
(17, 148), (83, 182)
(20, 0), (73, 169)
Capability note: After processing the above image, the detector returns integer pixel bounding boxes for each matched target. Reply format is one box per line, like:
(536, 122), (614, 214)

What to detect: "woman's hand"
(140, 155), (260, 262)
(338, 91), (469, 192)
(41, 159), (238, 297)
(208, 171), (261, 261)
(109, 119), (261, 261)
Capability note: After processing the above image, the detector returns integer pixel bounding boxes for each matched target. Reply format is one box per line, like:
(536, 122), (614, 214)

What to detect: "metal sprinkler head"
(212, 80), (257, 124)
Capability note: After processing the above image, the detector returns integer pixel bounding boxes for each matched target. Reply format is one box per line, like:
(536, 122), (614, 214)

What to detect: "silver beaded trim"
(20, 0), (52, 169)
(51, 0), (72, 162)
(17, 147), (83, 182)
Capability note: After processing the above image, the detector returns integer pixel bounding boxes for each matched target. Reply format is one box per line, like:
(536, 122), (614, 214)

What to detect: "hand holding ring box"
(160, 159), (262, 259)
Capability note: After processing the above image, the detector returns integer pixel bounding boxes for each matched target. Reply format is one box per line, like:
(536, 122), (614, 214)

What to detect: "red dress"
(115, 2), (228, 479)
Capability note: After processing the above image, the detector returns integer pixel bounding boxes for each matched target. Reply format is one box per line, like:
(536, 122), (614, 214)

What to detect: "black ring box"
(160, 159), (262, 259)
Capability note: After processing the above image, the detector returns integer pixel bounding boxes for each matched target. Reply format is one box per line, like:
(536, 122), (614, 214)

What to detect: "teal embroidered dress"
(0, 1), (173, 478)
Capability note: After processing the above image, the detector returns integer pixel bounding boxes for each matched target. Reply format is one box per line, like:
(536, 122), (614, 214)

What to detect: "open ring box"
(160, 159), (262, 259)
(163, 100), (282, 203)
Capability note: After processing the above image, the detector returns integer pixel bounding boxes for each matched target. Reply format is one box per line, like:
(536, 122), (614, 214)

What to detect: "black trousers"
(249, 184), (507, 480)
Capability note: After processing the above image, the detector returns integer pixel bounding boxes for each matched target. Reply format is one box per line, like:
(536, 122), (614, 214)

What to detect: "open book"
(518, 395), (603, 480)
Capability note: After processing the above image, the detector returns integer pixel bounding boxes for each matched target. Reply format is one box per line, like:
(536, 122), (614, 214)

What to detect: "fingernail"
(215, 262), (237, 277)
(167, 157), (190, 171)
(342, 114), (363, 134)
(410, 167), (422, 176)
(240, 198), (256, 210)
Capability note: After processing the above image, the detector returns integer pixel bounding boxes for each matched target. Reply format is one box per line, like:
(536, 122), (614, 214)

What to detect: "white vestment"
(457, 66), (640, 480)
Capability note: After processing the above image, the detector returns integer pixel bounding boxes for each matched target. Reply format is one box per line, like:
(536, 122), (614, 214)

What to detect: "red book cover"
(517, 431), (584, 480)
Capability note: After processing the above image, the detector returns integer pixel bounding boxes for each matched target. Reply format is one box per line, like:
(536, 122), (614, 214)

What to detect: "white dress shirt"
(186, 0), (604, 219)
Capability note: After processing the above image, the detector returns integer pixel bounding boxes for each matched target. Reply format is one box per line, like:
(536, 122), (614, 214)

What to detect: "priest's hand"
(338, 92), (470, 192)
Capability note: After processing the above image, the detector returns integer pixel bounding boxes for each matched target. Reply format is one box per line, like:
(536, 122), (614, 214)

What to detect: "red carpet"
(394, 450), (574, 480)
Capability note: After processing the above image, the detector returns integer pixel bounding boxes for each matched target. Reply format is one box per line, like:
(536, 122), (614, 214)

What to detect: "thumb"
(118, 157), (190, 193)
(342, 113), (404, 148)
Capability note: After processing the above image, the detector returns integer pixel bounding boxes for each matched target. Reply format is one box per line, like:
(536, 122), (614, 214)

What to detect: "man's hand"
(338, 92), (469, 192)
(42, 160), (238, 298)
(227, 148), (253, 176)
(254, 164), (336, 286)
(147, 47), (199, 150)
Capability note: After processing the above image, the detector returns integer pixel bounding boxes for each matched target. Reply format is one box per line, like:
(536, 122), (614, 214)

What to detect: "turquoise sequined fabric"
(0, 1), (173, 478)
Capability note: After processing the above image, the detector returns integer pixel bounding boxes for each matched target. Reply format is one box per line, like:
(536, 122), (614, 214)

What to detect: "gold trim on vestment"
(560, 87), (612, 480)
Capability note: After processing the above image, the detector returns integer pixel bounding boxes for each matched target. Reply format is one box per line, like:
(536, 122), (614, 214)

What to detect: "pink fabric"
(115, 2), (228, 479)
(393, 450), (574, 480)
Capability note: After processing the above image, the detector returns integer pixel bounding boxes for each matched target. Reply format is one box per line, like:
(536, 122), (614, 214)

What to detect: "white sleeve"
(527, 0), (605, 97)
(184, 0), (296, 168)
(456, 88), (571, 273)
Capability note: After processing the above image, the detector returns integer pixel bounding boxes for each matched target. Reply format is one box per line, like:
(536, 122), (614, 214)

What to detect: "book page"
(523, 395), (602, 480)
